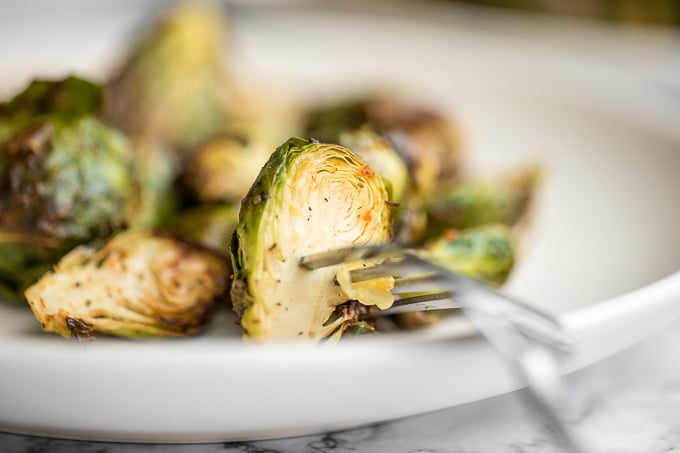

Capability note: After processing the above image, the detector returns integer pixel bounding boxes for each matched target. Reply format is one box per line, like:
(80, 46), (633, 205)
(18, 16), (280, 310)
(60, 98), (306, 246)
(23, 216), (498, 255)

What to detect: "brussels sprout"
(104, 1), (229, 150)
(24, 229), (230, 340)
(0, 116), (136, 299)
(394, 224), (515, 329)
(427, 166), (540, 233)
(230, 137), (393, 341)
(417, 224), (515, 287)
(172, 203), (239, 256)
(180, 127), (277, 204)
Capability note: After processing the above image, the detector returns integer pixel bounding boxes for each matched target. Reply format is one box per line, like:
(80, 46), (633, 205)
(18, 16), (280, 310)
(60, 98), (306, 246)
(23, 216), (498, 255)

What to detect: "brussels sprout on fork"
(230, 137), (394, 342)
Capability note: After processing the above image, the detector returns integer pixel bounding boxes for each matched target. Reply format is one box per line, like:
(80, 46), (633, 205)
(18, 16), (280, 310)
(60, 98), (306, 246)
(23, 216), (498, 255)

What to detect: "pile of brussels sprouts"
(0, 3), (537, 342)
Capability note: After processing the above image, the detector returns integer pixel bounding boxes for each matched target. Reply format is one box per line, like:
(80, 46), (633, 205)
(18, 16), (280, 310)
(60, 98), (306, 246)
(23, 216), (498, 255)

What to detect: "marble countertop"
(3, 317), (680, 453)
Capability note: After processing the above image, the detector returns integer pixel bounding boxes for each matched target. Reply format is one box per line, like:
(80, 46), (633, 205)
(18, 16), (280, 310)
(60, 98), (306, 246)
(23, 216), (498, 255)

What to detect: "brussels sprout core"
(231, 137), (393, 341)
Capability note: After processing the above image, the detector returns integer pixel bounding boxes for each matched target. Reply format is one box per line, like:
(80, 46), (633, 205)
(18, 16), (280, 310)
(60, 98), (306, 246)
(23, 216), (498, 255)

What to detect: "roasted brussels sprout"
(230, 137), (393, 341)
(104, 1), (229, 150)
(3, 73), (184, 231)
(0, 116), (136, 299)
(417, 224), (515, 287)
(25, 229), (230, 340)
(394, 224), (515, 329)
(180, 127), (277, 204)
(427, 167), (539, 233)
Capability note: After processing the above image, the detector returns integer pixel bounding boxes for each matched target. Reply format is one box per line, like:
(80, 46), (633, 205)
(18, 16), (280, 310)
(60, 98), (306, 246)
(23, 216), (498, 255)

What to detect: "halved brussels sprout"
(25, 229), (230, 340)
(230, 137), (393, 341)
(104, 1), (229, 150)
(180, 126), (277, 204)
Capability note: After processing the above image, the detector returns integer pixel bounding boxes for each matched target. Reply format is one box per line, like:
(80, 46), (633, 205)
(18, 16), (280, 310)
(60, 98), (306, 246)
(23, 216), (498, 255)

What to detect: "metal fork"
(300, 244), (589, 453)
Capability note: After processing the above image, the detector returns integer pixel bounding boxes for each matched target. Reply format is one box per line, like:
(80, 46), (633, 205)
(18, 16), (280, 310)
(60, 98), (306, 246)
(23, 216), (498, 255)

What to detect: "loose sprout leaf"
(336, 262), (395, 311)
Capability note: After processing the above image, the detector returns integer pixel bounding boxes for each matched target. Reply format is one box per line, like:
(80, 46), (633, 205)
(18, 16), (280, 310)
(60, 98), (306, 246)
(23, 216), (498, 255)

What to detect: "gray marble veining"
(3, 319), (680, 453)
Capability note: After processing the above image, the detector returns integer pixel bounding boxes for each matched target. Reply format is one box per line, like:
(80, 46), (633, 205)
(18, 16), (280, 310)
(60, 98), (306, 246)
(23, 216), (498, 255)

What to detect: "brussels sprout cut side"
(25, 230), (230, 340)
(231, 137), (394, 342)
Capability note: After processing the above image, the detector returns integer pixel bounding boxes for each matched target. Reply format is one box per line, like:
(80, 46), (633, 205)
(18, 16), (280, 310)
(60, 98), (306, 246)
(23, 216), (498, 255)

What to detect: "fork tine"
(298, 243), (404, 270)
(363, 291), (458, 318)
(392, 274), (450, 294)
(348, 260), (404, 282)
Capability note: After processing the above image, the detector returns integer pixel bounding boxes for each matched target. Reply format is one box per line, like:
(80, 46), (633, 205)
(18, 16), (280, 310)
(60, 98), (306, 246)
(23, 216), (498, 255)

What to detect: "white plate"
(1, 1), (680, 443)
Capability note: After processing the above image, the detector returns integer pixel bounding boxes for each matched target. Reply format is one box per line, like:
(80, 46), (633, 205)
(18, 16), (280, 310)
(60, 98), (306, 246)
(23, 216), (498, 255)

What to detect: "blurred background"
(451, 0), (680, 24)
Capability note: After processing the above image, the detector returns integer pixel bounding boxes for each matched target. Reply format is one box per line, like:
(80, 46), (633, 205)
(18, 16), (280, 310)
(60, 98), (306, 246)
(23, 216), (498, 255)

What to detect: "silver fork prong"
(394, 291), (455, 306)
(392, 274), (450, 294)
(348, 260), (402, 282)
(363, 291), (457, 317)
(348, 253), (450, 283)
(299, 244), (404, 270)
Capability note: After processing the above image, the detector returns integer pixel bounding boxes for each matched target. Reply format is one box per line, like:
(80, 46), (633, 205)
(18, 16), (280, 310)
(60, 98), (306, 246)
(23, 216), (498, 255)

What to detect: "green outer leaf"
(0, 76), (103, 121)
